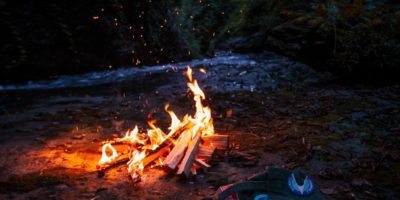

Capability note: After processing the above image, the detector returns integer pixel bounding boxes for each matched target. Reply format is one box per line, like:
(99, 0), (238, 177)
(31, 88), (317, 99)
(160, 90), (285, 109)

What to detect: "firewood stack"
(96, 133), (228, 180)
(96, 66), (229, 182)
(165, 133), (228, 176)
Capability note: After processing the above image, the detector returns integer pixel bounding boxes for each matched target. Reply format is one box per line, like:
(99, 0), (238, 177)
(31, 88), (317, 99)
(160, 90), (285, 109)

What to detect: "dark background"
(1, 0), (399, 83)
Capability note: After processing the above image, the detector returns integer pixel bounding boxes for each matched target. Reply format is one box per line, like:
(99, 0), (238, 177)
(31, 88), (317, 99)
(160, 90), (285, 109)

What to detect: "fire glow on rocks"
(96, 66), (228, 183)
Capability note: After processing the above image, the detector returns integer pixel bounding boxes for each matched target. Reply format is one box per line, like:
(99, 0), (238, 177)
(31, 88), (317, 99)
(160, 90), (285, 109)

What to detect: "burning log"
(141, 145), (170, 167)
(164, 130), (192, 169)
(97, 133), (229, 179)
(194, 158), (211, 172)
(190, 165), (198, 175)
(177, 131), (202, 176)
(96, 143), (131, 176)
(95, 66), (230, 184)
(202, 135), (229, 151)
(134, 123), (189, 168)
(97, 156), (130, 177)
(197, 145), (216, 161)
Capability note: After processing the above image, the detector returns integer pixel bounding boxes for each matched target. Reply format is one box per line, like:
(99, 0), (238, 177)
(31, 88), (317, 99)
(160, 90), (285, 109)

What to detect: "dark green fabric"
(217, 167), (325, 200)
(263, 167), (324, 200)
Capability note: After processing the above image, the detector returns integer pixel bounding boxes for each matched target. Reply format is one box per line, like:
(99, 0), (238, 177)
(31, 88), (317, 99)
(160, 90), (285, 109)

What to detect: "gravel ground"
(0, 52), (399, 199)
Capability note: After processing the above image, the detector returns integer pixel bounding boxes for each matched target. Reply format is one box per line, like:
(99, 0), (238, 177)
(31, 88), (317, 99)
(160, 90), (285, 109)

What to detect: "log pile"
(95, 66), (229, 182)
(96, 133), (228, 179)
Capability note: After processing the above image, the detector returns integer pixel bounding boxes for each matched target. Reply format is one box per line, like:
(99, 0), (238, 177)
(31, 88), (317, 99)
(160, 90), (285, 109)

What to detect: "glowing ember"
(97, 66), (219, 182)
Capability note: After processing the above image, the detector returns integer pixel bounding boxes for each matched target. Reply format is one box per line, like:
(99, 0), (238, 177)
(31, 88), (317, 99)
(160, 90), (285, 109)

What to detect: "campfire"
(96, 66), (228, 183)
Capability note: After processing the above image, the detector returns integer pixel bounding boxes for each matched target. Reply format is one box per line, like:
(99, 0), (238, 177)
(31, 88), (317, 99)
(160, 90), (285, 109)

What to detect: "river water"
(0, 51), (321, 92)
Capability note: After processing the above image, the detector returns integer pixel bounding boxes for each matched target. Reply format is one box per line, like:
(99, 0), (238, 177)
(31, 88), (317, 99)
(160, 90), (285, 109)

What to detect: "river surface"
(0, 51), (321, 92)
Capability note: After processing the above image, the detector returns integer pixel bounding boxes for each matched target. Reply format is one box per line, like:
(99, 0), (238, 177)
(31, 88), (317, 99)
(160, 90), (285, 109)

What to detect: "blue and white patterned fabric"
(288, 173), (314, 196)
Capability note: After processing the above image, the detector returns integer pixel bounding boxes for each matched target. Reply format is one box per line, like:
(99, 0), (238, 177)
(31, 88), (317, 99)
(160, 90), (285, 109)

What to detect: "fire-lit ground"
(0, 53), (399, 199)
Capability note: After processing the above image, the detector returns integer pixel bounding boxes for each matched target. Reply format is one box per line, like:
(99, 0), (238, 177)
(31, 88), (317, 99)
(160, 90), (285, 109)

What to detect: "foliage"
(166, 0), (230, 57)
(0, 0), (190, 83)
(0, 0), (399, 82)
(164, 0), (399, 81)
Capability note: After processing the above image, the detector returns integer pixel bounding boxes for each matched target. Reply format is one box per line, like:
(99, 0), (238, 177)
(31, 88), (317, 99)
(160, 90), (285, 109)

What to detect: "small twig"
(97, 157), (130, 177)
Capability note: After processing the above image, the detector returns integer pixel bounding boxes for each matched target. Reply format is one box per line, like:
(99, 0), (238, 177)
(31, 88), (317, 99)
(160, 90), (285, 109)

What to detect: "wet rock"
(351, 178), (371, 188)
(320, 187), (338, 195)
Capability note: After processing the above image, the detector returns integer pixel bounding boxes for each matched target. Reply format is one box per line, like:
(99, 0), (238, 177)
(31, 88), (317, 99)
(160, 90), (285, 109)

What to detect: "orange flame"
(186, 66), (193, 82)
(97, 66), (215, 180)
(117, 126), (145, 144)
(98, 143), (119, 166)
